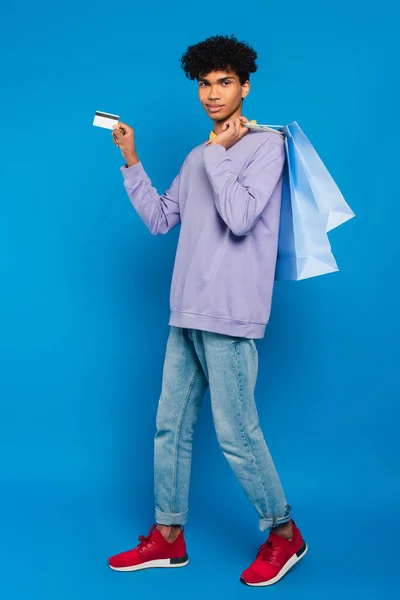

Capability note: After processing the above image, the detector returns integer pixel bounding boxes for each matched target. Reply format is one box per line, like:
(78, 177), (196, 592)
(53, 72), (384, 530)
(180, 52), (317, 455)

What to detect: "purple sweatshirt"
(120, 128), (285, 339)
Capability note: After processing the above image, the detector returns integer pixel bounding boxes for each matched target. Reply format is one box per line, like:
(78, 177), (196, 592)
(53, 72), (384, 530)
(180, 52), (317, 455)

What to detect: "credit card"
(93, 111), (120, 130)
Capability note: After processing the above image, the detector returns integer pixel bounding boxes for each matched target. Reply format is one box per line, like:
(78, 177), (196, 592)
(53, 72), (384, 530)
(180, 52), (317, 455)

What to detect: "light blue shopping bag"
(276, 132), (339, 280)
(288, 122), (355, 232)
(244, 121), (355, 281)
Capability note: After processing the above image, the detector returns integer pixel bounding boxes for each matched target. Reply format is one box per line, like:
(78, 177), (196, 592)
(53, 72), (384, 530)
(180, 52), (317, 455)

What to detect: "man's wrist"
(124, 152), (139, 167)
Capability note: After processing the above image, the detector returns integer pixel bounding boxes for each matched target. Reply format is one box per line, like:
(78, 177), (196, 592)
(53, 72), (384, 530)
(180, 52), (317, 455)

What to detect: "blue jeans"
(154, 327), (292, 532)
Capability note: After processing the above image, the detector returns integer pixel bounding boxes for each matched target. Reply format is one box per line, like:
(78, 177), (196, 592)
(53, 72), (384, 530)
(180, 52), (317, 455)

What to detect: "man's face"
(198, 69), (250, 122)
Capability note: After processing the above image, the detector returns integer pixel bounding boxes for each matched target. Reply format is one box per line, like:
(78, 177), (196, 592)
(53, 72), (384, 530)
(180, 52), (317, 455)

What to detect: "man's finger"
(112, 131), (120, 146)
(116, 122), (129, 134)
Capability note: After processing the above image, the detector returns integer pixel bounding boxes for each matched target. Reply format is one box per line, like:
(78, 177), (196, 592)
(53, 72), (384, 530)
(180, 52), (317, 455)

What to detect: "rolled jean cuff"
(155, 508), (188, 526)
(259, 504), (292, 532)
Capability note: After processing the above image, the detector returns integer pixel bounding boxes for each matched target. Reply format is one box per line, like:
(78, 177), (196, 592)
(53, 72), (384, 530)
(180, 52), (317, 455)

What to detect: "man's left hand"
(210, 116), (249, 149)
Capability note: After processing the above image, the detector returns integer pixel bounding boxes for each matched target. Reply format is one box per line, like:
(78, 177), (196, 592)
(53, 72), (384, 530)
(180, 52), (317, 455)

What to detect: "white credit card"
(93, 110), (120, 130)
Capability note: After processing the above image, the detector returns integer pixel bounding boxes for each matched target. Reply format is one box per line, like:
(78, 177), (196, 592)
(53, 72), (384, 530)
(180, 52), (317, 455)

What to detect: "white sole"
(109, 556), (189, 572)
(241, 542), (308, 587)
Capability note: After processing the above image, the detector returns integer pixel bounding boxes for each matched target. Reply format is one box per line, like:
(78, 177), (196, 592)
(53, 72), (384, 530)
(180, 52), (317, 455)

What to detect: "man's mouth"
(207, 105), (224, 112)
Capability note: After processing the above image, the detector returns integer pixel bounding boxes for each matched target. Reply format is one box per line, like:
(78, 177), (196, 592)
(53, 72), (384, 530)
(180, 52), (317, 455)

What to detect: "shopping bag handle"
(242, 122), (285, 139)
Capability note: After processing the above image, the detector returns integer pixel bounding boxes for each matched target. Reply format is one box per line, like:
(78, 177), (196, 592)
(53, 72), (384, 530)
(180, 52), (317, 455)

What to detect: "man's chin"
(208, 112), (228, 122)
(203, 106), (227, 120)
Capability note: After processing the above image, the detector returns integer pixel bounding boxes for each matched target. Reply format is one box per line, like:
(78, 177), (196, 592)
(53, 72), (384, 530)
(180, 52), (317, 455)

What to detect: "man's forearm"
(203, 139), (285, 236)
(120, 156), (183, 235)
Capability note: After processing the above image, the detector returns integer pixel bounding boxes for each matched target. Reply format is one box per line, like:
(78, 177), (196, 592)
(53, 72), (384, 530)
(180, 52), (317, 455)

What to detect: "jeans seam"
(234, 340), (270, 518)
(171, 363), (199, 513)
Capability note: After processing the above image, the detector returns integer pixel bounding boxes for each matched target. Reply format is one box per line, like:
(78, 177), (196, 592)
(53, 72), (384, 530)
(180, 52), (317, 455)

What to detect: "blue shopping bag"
(244, 121), (355, 281)
(288, 122), (355, 232)
(276, 133), (339, 280)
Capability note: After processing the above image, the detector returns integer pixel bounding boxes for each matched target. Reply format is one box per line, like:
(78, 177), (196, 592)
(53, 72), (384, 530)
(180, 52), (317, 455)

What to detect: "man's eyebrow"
(198, 76), (235, 83)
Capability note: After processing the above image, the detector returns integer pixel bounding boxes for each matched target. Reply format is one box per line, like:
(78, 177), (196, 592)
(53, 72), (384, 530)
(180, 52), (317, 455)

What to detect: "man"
(108, 33), (307, 587)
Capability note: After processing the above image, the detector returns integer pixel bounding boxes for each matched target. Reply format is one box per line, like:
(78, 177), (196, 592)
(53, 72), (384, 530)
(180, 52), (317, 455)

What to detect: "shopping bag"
(243, 121), (354, 280)
(275, 133), (339, 280)
(288, 122), (355, 232)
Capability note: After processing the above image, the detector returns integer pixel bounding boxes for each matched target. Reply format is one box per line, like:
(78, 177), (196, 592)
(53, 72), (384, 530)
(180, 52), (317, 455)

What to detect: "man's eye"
(199, 81), (231, 87)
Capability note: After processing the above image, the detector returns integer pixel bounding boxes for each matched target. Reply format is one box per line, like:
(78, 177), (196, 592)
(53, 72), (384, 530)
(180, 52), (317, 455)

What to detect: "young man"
(108, 34), (307, 586)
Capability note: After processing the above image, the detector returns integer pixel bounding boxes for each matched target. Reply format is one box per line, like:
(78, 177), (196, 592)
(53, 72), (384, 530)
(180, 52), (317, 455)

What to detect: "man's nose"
(208, 86), (221, 100)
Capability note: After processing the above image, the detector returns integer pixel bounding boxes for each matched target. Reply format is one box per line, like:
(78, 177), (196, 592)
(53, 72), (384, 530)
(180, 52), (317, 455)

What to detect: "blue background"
(1, 0), (399, 598)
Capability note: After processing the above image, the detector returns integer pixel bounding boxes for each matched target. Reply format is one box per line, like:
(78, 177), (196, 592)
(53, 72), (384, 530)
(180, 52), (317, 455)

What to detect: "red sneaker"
(240, 520), (307, 586)
(108, 525), (189, 572)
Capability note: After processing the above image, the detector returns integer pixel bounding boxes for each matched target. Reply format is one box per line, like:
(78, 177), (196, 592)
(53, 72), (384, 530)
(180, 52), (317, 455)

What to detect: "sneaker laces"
(137, 525), (157, 552)
(257, 537), (280, 563)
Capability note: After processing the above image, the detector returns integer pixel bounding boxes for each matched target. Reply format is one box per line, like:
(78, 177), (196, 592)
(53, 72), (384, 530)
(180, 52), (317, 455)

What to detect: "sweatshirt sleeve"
(202, 135), (285, 237)
(120, 158), (186, 235)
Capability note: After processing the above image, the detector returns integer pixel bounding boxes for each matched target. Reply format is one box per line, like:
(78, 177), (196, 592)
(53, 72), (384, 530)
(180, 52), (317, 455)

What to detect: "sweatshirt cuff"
(120, 161), (146, 181)
(204, 142), (226, 154)
(203, 142), (227, 169)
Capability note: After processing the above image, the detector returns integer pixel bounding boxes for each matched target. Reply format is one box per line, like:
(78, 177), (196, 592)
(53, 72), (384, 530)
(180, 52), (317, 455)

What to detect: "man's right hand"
(112, 122), (139, 166)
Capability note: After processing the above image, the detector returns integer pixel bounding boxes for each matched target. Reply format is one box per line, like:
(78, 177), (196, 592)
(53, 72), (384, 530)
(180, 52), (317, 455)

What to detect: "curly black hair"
(180, 34), (258, 85)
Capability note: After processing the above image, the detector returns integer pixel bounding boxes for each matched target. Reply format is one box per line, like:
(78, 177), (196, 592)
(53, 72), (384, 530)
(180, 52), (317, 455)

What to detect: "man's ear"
(241, 80), (250, 100)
